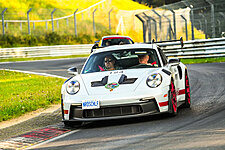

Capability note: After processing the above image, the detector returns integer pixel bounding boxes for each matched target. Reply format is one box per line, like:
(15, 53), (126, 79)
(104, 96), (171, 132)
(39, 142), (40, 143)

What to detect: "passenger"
(138, 55), (149, 64)
(130, 54), (152, 68)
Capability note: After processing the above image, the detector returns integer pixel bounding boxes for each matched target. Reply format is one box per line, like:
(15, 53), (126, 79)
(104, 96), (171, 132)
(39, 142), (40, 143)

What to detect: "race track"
(0, 59), (225, 150)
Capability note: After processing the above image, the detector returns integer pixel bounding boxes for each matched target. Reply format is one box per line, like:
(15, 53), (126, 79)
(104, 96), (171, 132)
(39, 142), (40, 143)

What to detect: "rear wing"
(146, 37), (184, 48)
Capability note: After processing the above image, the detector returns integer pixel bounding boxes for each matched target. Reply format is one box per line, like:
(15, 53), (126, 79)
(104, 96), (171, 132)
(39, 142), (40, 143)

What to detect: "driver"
(99, 55), (121, 71)
(104, 55), (116, 71)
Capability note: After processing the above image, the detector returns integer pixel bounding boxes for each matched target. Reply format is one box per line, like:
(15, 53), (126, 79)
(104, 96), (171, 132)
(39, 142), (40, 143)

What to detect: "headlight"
(146, 73), (162, 88)
(66, 80), (80, 94)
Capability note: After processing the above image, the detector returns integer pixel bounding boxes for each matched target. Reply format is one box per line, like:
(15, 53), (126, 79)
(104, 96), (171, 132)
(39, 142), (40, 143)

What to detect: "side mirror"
(168, 58), (180, 64)
(67, 67), (78, 76)
(91, 41), (99, 53)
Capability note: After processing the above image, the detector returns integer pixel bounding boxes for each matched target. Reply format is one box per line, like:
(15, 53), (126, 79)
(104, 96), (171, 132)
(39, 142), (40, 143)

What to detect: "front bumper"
(64, 99), (159, 122)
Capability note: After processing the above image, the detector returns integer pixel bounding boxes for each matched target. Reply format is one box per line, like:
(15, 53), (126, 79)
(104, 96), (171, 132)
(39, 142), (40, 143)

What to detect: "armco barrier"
(0, 38), (225, 59)
(158, 38), (225, 58)
(0, 44), (92, 58)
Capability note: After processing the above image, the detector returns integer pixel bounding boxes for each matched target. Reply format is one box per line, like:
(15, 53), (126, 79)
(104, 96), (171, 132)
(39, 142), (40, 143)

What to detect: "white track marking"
(1, 69), (67, 79)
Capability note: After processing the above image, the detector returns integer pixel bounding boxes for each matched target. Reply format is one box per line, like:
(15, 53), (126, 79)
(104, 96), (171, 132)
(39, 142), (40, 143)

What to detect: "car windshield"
(101, 38), (133, 47)
(82, 49), (161, 74)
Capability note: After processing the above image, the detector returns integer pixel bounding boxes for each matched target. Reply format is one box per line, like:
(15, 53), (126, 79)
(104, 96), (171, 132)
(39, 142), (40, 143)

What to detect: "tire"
(183, 71), (191, 108)
(168, 79), (177, 116)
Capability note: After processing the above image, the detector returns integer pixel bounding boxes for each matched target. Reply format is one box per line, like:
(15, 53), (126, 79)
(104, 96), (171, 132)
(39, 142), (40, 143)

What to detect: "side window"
(158, 47), (167, 66)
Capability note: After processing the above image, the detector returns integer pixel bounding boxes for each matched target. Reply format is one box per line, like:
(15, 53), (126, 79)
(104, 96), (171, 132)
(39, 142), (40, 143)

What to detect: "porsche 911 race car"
(61, 43), (191, 126)
(91, 35), (134, 53)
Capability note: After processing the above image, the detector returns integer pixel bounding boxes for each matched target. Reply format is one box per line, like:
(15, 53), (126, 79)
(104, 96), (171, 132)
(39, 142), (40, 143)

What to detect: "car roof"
(93, 43), (158, 54)
(101, 35), (132, 39)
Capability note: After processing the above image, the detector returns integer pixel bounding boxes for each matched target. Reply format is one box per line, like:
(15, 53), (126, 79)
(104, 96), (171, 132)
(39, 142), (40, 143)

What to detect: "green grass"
(0, 54), (89, 62)
(180, 57), (225, 64)
(0, 70), (65, 122)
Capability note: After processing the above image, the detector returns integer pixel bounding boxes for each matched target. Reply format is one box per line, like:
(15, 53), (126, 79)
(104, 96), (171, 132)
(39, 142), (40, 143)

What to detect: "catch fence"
(135, 0), (225, 42)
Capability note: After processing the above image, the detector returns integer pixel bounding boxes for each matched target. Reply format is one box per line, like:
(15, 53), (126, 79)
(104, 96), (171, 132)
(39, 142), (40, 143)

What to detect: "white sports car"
(61, 43), (191, 126)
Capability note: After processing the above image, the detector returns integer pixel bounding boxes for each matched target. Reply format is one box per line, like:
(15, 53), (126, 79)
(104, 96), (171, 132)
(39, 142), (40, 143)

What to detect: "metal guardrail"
(0, 44), (92, 58)
(0, 38), (225, 59)
(158, 37), (225, 58)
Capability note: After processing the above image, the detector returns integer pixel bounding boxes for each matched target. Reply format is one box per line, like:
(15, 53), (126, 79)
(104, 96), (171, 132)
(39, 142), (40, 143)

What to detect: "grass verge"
(180, 57), (225, 64)
(0, 70), (65, 122)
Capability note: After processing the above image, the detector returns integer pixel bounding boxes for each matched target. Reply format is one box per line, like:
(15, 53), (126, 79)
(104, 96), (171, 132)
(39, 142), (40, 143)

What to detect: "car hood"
(79, 68), (160, 95)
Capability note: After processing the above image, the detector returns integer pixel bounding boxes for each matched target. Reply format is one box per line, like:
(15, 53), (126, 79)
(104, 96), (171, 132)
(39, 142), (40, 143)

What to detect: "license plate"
(82, 100), (100, 109)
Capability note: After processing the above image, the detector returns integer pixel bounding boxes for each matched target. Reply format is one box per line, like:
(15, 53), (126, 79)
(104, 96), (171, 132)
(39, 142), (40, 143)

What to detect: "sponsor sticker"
(105, 82), (119, 92)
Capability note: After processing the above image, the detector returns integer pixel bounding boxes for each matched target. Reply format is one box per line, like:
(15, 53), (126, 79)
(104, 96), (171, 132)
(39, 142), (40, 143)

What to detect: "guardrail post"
(108, 8), (113, 32)
(93, 8), (97, 35)
(183, 1), (194, 40)
(166, 7), (177, 39)
(199, 13), (208, 39)
(163, 15), (172, 40)
(51, 8), (56, 32)
(74, 9), (78, 37)
(181, 15), (188, 41)
(1, 8), (7, 36)
(27, 8), (32, 35)
(205, 0), (215, 38)
(135, 14), (147, 42)
(152, 9), (162, 41)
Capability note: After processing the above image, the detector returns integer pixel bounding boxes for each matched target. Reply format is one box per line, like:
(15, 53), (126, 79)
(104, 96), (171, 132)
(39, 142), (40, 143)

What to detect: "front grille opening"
(83, 105), (142, 118)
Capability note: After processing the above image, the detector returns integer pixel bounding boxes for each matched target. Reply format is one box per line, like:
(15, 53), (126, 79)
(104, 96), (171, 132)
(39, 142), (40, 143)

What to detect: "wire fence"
(0, 0), (117, 36)
(135, 0), (225, 42)
(1, 0), (225, 43)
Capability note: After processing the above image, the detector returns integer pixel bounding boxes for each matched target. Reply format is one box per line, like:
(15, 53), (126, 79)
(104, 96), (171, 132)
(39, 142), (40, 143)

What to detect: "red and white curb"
(0, 127), (73, 149)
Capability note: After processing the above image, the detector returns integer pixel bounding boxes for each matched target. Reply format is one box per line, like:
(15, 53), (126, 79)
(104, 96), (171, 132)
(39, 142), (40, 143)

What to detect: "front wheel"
(168, 79), (177, 116)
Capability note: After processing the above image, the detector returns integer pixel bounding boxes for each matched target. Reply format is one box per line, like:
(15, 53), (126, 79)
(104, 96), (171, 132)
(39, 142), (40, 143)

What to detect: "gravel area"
(0, 105), (62, 141)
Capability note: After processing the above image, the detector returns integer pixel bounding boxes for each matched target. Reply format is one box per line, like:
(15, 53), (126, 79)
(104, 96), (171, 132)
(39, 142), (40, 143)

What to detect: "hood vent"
(91, 76), (108, 87)
(118, 74), (137, 84)
(91, 74), (137, 87)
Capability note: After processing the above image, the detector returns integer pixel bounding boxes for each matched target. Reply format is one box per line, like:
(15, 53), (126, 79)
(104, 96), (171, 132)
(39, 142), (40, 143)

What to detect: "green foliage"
(0, 70), (65, 122)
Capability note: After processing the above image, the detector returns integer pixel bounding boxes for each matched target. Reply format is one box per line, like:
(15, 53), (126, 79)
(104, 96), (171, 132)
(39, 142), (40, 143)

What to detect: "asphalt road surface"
(0, 59), (225, 150)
